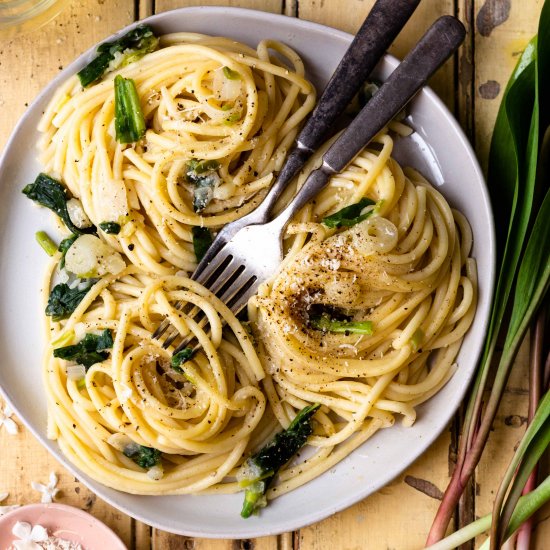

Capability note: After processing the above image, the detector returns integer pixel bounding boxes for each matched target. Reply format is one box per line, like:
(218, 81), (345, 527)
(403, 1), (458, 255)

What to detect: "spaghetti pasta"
(32, 31), (477, 508)
(38, 32), (316, 274)
(249, 142), (477, 495)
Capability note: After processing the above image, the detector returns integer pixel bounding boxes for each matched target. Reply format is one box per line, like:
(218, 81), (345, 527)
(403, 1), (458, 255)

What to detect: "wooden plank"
(153, 0), (283, 14)
(457, 0), (475, 140)
(135, 521), (153, 549)
(0, 0), (135, 151)
(152, 533), (279, 550)
(139, 0), (154, 18)
(297, 431), (453, 550)
(473, 0), (545, 172)
(0, 0), (137, 546)
(296, 0), (457, 111)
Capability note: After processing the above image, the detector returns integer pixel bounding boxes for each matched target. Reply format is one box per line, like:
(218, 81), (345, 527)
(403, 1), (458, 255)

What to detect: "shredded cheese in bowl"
(11, 520), (84, 550)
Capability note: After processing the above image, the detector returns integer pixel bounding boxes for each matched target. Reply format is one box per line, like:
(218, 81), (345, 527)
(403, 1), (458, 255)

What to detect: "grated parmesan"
(10, 520), (84, 550)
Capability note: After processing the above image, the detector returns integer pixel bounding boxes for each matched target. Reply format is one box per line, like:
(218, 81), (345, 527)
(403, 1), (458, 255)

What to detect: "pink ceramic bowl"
(0, 503), (126, 549)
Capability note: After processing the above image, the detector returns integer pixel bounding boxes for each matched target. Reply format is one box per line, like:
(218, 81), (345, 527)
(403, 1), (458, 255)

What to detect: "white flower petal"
(4, 417), (18, 435)
(12, 520), (32, 538)
(0, 491), (8, 502)
(30, 524), (49, 541)
(4, 403), (14, 417)
(32, 474), (59, 503)
(48, 472), (58, 488)
(31, 481), (46, 493)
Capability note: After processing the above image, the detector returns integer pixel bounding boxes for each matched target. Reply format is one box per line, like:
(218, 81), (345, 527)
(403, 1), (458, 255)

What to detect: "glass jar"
(0, 0), (70, 39)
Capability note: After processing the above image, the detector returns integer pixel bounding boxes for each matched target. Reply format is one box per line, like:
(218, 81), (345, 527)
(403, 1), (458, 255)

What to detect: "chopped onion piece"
(66, 198), (93, 229)
(236, 459), (263, 485)
(73, 323), (87, 341)
(351, 217), (399, 255)
(95, 178), (129, 223)
(147, 465), (164, 480)
(57, 268), (69, 284)
(65, 234), (126, 277)
(212, 68), (242, 101)
(66, 365), (86, 380)
(68, 278), (81, 289)
(123, 441), (141, 457)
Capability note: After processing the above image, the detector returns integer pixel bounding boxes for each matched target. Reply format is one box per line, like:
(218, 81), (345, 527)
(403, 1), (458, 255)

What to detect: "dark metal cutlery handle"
(272, 15), (466, 229)
(254, 0), (421, 221)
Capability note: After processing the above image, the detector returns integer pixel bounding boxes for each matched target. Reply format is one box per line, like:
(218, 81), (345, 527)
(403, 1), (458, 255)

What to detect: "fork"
(164, 15), (465, 355)
(154, 0), (421, 344)
(194, 0), (422, 272)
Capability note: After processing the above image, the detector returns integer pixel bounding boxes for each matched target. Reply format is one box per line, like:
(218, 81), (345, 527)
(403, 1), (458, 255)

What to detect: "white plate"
(0, 7), (495, 538)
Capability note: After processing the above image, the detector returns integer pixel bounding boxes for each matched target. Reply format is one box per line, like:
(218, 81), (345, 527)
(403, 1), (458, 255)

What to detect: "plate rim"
(0, 5), (496, 539)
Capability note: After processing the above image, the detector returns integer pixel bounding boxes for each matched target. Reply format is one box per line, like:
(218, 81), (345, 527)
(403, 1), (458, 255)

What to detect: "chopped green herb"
(187, 159), (220, 175)
(45, 282), (95, 321)
(321, 197), (376, 229)
(123, 444), (161, 469)
(114, 75), (146, 143)
(99, 221), (121, 234)
(238, 403), (320, 518)
(224, 112), (241, 125)
(58, 234), (78, 269)
(310, 314), (373, 335)
(35, 231), (57, 256)
(53, 329), (113, 369)
(171, 347), (196, 373)
(77, 25), (159, 87)
(192, 226), (213, 262)
(193, 185), (214, 212)
(222, 66), (241, 80)
(186, 159), (221, 212)
(22, 173), (95, 235)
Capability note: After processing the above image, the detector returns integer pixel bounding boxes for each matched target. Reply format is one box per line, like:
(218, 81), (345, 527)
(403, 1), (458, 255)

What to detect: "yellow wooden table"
(0, 1), (548, 548)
